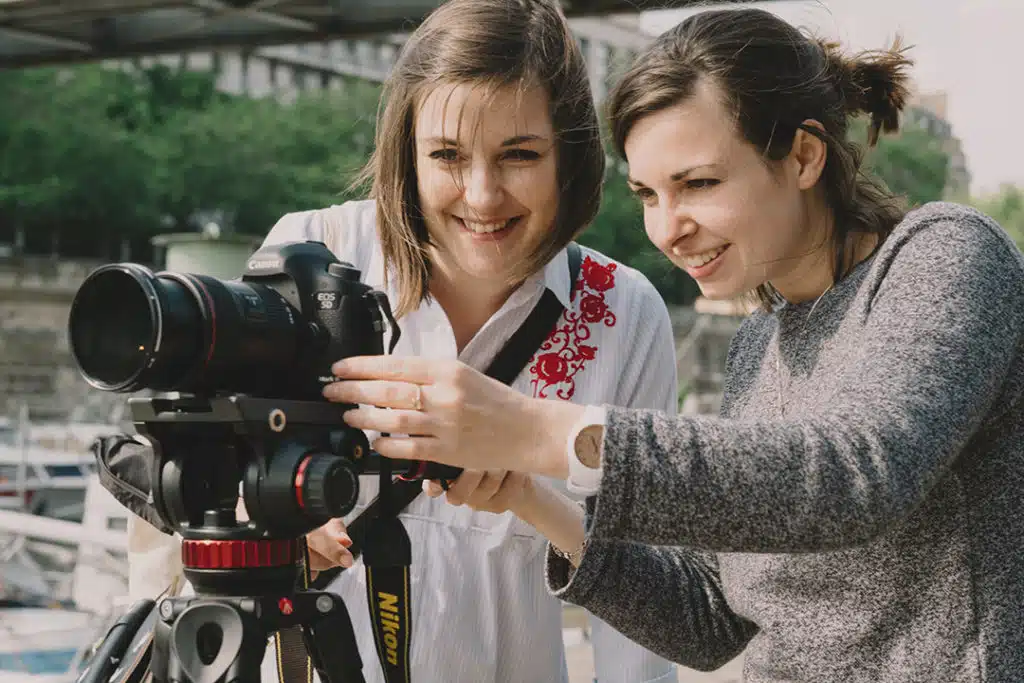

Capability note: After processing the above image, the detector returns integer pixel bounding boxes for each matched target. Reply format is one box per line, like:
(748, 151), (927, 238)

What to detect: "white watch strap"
(566, 404), (606, 496)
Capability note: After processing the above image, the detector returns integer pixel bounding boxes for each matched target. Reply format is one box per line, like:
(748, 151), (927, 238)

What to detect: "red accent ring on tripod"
(294, 454), (313, 509)
(182, 539), (298, 569)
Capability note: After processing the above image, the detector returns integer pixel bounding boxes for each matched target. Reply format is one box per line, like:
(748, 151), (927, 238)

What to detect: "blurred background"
(0, 1), (1020, 681)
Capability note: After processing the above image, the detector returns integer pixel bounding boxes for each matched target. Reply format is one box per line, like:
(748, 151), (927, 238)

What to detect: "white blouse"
(130, 199), (681, 683)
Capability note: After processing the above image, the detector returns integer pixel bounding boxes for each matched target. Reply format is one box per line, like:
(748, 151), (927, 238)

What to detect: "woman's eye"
(686, 178), (720, 190)
(503, 149), (540, 162)
(429, 148), (460, 162)
(632, 188), (656, 206)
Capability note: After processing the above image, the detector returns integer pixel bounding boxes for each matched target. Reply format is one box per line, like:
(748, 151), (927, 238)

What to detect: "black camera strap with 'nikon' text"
(276, 241), (582, 683)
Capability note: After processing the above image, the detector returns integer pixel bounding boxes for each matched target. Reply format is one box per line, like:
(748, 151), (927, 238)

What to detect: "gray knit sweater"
(547, 202), (1024, 682)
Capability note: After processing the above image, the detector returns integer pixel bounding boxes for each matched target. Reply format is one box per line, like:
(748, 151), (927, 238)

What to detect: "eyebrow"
(419, 134), (547, 147)
(627, 163), (717, 187)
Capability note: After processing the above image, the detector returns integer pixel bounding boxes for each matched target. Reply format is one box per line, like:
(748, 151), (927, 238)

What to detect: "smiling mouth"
(456, 216), (522, 235)
(680, 244), (730, 268)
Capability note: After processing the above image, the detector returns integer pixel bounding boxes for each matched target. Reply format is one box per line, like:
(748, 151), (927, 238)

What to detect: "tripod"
(149, 585), (364, 683)
(76, 395), (426, 683)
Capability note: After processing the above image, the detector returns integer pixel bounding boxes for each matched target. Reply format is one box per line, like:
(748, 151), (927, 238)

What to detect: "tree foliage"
(853, 116), (950, 208)
(0, 62), (962, 306)
(0, 64), (379, 261)
(970, 184), (1024, 252)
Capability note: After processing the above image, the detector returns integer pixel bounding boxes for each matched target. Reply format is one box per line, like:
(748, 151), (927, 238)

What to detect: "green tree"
(158, 81), (379, 237)
(970, 184), (1024, 251)
(0, 66), (166, 257)
(854, 117), (950, 207)
(0, 64), (381, 259)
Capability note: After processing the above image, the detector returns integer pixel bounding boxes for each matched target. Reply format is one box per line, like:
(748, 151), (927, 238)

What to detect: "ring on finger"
(411, 384), (423, 411)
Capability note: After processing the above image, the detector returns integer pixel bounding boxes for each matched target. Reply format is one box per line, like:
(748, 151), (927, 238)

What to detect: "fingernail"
(332, 359), (349, 376)
(339, 534), (352, 548)
(341, 554), (353, 568)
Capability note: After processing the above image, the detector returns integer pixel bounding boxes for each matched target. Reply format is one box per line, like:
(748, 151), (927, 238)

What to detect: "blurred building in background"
(905, 90), (972, 199)
(126, 14), (653, 105)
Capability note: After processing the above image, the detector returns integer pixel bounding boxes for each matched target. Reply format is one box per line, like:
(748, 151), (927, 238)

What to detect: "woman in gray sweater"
(323, 7), (1024, 682)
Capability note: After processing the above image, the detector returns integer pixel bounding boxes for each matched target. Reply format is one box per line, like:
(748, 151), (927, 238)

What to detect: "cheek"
(417, 166), (462, 212)
(643, 209), (666, 250)
(507, 163), (559, 216)
(712, 182), (788, 254)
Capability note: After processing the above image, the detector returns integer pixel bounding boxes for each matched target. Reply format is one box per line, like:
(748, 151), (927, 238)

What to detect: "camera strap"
(277, 242), (582, 683)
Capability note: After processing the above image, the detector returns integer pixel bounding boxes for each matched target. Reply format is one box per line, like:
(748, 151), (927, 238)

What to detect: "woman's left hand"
(322, 356), (581, 478)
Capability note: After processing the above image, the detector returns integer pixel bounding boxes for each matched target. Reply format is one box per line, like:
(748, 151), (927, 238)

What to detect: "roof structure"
(0, 0), (711, 68)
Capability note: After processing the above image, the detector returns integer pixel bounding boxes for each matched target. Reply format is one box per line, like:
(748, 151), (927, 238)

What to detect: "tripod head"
(132, 393), (373, 597)
(80, 395), (392, 683)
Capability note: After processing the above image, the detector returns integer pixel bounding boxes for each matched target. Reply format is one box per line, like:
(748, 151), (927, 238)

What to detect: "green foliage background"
(2, 63), (1001, 306)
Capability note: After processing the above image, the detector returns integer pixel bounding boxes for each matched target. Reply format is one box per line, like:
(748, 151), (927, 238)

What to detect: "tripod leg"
(293, 592), (366, 683)
(151, 597), (267, 683)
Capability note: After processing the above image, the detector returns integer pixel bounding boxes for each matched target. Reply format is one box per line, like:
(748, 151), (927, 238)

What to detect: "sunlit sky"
(640, 0), (1022, 197)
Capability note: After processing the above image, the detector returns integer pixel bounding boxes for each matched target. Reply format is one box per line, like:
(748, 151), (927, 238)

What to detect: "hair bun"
(818, 37), (913, 145)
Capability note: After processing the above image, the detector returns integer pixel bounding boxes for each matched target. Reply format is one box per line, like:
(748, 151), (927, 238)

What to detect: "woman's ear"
(790, 119), (828, 191)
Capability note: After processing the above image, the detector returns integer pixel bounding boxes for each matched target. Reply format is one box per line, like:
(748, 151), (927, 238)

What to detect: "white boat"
(0, 407), (131, 682)
(0, 475), (131, 681)
(0, 601), (104, 682)
(0, 409), (117, 524)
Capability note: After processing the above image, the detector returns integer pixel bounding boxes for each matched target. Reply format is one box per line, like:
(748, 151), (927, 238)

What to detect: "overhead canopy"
(0, 0), (705, 69)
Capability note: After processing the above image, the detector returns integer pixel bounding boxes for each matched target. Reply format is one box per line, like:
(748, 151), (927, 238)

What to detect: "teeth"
(462, 218), (514, 234)
(681, 245), (727, 268)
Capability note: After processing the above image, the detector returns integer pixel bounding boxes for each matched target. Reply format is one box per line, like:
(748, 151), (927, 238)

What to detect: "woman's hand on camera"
(306, 518), (353, 574)
(424, 469), (533, 515)
(323, 356), (583, 479)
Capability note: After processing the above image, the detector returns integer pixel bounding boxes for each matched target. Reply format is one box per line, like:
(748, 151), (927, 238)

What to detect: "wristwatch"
(566, 404), (606, 496)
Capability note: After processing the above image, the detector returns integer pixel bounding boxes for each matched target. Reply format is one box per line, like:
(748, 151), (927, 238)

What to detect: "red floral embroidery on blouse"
(530, 256), (618, 400)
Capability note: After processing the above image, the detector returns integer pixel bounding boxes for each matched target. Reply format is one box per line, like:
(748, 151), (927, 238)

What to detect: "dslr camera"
(70, 240), (450, 683)
(68, 240), (448, 592)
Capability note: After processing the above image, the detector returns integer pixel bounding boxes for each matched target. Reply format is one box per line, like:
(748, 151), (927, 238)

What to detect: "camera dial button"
(299, 455), (359, 519)
(327, 262), (361, 281)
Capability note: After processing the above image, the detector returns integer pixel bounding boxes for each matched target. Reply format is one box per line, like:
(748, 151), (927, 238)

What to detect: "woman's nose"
(648, 201), (697, 254)
(462, 161), (504, 215)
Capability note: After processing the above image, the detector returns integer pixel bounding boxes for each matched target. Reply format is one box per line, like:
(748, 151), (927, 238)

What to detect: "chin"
(458, 254), (515, 281)
(696, 283), (743, 301)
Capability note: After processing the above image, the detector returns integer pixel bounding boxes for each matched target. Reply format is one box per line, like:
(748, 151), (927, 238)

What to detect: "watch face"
(575, 425), (603, 469)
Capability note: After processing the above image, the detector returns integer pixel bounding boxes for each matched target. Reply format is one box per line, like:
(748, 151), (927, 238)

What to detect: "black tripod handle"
(77, 598), (155, 683)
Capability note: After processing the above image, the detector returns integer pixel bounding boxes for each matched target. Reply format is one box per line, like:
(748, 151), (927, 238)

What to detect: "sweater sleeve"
(591, 209), (1024, 553)
(547, 540), (757, 670)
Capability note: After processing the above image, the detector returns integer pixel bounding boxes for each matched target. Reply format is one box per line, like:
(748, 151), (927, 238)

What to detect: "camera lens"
(68, 264), (299, 395)
(68, 264), (203, 392)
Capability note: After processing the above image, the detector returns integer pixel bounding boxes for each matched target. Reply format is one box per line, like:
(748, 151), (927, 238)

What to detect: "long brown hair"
(354, 0), (604, 318)
(607, 7), (913, 309)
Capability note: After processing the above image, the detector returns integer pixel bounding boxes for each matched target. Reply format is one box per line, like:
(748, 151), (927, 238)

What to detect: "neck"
(428, 261), (519, 352)
(771, 200), (877, 305)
